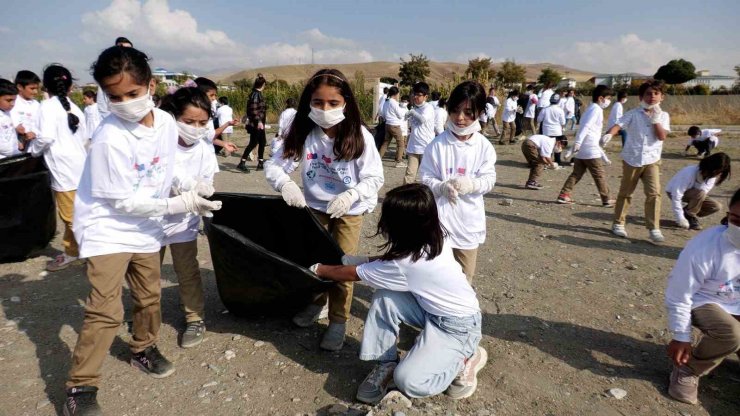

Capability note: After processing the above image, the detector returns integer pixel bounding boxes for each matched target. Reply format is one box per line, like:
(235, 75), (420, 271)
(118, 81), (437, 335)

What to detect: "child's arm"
(668, 175), (692, 228)
(313, 264), (360, 282)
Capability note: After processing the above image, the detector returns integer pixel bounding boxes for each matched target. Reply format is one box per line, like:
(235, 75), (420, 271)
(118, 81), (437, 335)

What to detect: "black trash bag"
(0, 154), (56, 262)
(204, 192), (341, 317)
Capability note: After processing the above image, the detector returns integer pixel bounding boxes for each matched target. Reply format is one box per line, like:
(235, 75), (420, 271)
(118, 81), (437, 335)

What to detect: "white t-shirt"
(384, 98), (405, 126)
(502, 97), (518, 123)
(537, 105), (565, 137)
(564, 97), (575, 117)
(574, 103), (605, 160)
(28, 97), (88, 192)
(406, 102), (436, 155)
(398, 105), (409, 136)
(527, 135), (556, 158)
(524, 93), (538, 118)
(537, 89), (553, 108)
(357, 243), (480, 317)
(618, 107), (671, 167)
(73, 108), (178, 258)
(96, 88), (110, 120)
(420, 131), (497, 249)
(216, 105), (234, 134)
(10, 96), (40, 135)
(606, 101), (624, 129)
(84, 103), (102, 140)
(665, 165), (717, 223)
(689, 128), (721, 147)
(277, 108), (297, 138)
(0, 110), (21, 159)
(265, 126), (384, 215)
(162, 140), (218, 245)
(434, 106), (448, 136)
(665, 225), (739, 342)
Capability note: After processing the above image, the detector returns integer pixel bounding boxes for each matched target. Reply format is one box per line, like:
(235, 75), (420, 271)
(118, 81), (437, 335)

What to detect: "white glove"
(326, 189), (360, 219)
(450, 176), (478, 195)
(341, 254), (369, 265)
(439, 181), (458, 204)
(193, 180), (215, 198)
(677, 217), (690, 229)
(564, 145), (579, 160)
(600, 134), (613, 146)
(309, 263), (320, 275)
(167, 190), (222, 217)
(601, 153), (612, 166)
(171, 177), (214, 197)
(280, 181), (306, 208)
(649, 104), (663, 124)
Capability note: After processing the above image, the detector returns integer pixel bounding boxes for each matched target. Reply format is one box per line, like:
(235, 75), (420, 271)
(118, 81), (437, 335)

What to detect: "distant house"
(556, 78), (577, 89)
(152, 67), (196, 84)
(682, 70), (737, 90)
(589, 73), (650, 87)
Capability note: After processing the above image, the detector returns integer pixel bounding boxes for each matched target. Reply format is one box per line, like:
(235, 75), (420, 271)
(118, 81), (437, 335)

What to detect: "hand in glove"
(281, 181), (306, 208)
(677, 217), (690, 229)
(649, 104), (663, 124)
(599, 134), (613, 146)
(563, 144), (580, 160)
(309, 263), (321, 275)
(450, 176), (478, 195)
(439, 181), (459, 204)
(167, 190), (222, 217)
(193, 179), (215, 198)
(171, 177), (214, 197)
(326, 188), (360, 219)
(341, 254), (369, 266)
(601, 152), (612, 166)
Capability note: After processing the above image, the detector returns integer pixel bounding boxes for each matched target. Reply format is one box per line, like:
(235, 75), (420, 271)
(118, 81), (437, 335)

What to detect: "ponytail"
(43, 64), (79, 133)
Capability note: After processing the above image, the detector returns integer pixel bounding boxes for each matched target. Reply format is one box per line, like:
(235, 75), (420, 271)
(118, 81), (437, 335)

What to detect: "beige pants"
(521, 140), (544, 182)
(55, 190), (79, 257)
(452, 247), (478, 283)
(311, 210), (364, 323)
(67, 252), (161, 387)
(613, 161), (661, 229)
(160, 240), (204, 323)
(523, 117), (536, 136)
(559, 158), (611, 203)
(380, 124), (405, 162)
(500, 121), (516, 143)
(686, 303), (740, 376)
(679, 189), (722, 218)
(404, 153), (423, 185)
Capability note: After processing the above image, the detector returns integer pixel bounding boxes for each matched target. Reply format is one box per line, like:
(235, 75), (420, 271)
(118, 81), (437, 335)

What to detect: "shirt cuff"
(671, 331), (692, 343)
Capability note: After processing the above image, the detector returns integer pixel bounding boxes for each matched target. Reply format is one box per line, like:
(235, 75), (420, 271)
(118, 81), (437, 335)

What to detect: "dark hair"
(617, 91), (628, 100)
(437, 97), (446, 108)
(447, 81), (486, 118)
(282, 69), (366, 161)
(152, 94), (160, 106)
(638, 79), (665, 97)
(382, 87), (389, 94)
(687, 126), (701, 137)
(413, 82), (430, 96)
(387, 86), (399, 97)
(698, 152), (731, 185)
(158, 87), (211, 120)
(400, 94), (410, 102)
(526, 84), (535, 91)
(507, 89), (519, 99)
(254, 76), (266, 90)
(731, 188), (740, 208)
(194, 77), (217, 93)
(43, 64), (79, 133)
(377, 183), (446, 262)
(218, 96), (229, 105)
(431, 91), (440, 100)
(285, 97), (297, 108)
(114, 37), (133, 46)
(14, 70), (41, 87)
(592, 85), (614, 102)
(82, 89), (97, 100)
(92, 46), (152, 87)
(0, 78), (17, 96)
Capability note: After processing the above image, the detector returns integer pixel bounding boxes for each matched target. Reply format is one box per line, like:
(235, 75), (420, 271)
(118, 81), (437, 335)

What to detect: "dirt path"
(1, 128), (738, 416)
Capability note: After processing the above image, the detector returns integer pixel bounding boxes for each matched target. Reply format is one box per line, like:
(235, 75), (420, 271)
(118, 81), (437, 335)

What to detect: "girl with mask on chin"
(264, 68), (384, 351)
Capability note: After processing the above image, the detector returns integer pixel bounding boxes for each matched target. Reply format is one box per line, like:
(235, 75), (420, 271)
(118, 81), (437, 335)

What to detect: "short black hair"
(699, 152), (731, 186)
(114, 37), (133, 46)
(400, 94), (410, 102)
(254, 75), (266, 90)
(218, 96), (229, 105)
(14, 70), (41, 87)
(448, 81), (487, 118)
(431, 91), (441, 101)
(159, 87), (211, 120)
(382, 87), (389, 94)
(413, 82), (430, 96)
(92, 46), (152, 87)
(0, 78), (18, 96)
(82, 89), (97, 100)
(194, 77), (217, 93)
(285, 97), (297, 108)
(638, 79), (665, 97)
(617, 91), (628, 100)
(731, 187), (740, 209)
(388, 86), (400, 97)
(687, 126), (701, 137)
(526, 84), (535, 91)
(507, 89), (520, 99)
(592, 85), (614, 102)
(437, 97), (446, 108)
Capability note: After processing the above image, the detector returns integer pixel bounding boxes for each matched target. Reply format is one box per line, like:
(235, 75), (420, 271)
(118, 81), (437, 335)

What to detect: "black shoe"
(236, 161), (250, 173)
(64, 386), (102, 416)
(256, 160), (264, 171)
(684, 209), (703, 230)
(131, 345), (175, 378)
(180, 320), (206, 348)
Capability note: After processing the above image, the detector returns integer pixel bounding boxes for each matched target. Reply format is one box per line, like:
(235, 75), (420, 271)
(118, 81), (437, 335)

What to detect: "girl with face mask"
(264, 69), (384, 351)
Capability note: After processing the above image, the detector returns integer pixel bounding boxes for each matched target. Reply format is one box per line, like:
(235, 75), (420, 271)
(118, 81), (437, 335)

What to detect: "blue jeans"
(359, 289), (482, 398)
(565, 116), (577, 131)
(618, 130), (627, 147)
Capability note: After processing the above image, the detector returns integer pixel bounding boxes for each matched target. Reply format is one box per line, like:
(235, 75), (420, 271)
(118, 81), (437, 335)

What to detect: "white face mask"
(446, 119), (481, 137)
(109, 88), (154, 123)
(599, 99), (611, 109)
(640, 101), (657, 110)
(726, 223), (740, 248)
(176, 121), (207, 146)
(309, 105), (345, 129)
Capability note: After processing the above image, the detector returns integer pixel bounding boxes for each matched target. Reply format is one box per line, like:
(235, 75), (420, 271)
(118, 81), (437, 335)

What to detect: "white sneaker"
(46, 254), (82, 272)
(649, 229), (665, 244)
(612, 224), (628, 238)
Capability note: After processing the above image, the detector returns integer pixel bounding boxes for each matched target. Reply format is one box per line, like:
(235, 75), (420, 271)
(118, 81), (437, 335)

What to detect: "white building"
(152, 67), (196, 84)
(556, 78), (577, 89)
(590, 73), (650, 87)
(682, 71), (737, 90)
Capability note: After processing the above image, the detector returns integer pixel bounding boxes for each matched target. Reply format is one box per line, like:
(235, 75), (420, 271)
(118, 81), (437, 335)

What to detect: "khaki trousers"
(67, 252), (161, 388)
(452, 247), (478, 283)
(521, 140), (544, 182)
(681, 189), (722, 218)
(311, 210), (364, 323)
(559, 158), (611, 203)
(523, 117), (536, 136)
(500, 121), (516, 143)
(404, 153), (423, 185)
(380, 124), (405, 162)
(686, 303), (740, 377)
(613, 161), (661, 229)
(55, 190), (79, 257)
(160, 240), (204, 323)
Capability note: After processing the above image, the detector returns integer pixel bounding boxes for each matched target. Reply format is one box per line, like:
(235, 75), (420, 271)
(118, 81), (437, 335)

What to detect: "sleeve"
(558, 109), (566, 125)
(109, 195), (169, 217)
(10, 106), (22, 128)
(246, 92), (262, 122)
(420, 142), (445, 197)
(575, 108), (596, 146)
(277, 112), (285, 137)
(264, 146), (300, 192)
(664, 240), (712, 342)
(614, 104), (623, 124)
(473, 142), (496, 194)
(705, 129), (721, 137)
(28, 104), (56, 157)
(352, 133), (385, 203)
(530, 95), (538, 105)
(537, 109), (545, 122)
(668, 172), (692, 223)
(356, 260), (409, 292)
(408, 108), (426, 123)
(0, 127), (16, 157)
(617, 109), (634, 128)
(88, 140), (137, 199)
(660, 112), (671, 132)
(541, 139), (554, 157)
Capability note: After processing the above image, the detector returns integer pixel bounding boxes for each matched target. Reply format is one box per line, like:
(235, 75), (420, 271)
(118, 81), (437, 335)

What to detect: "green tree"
(398, 53), (431, 86)
(379, 76), (398, 85)
(495, 59), (526, 88)
(537, 67), (561, 88)
(654, 59), (697, 84)
(465, 57), (496, 84)
(233, 78), (253, 91)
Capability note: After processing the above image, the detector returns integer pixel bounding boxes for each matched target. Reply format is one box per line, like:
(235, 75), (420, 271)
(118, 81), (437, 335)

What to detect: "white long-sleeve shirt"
(10, 96), (40, 136)
(688, 128), (721, 147)
(606, 101), (624, 129)
(420, 130), (497, 249)
(618, 108), (671, 167)
(265, 126), (384, 215)
(434, 106), (448, 136)
(574, 103), (606, 160)
(406, 102), (435, 155)
(277, 108), (297, 138)
(84, 103), (102, 140)
(502, 98), (518, 123)
(665, 165), (717, 223)
(96, 88), (110, 119)
(383, 98), (405, 126)
(665, 225), (740, 342)
(537, 89), (553, 108)
(0, 109), (21, 159)
(527, 135), (556, 158)
(537, 105), (565, 137)
(524, 93), (538, 118)
(564, 97), (575, 118)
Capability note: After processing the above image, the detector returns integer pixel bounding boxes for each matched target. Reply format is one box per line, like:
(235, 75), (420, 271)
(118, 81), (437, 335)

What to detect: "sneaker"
(648, 229), (665, 244)
(395, 161), (407, 168)
(668, 365), (699, 405)
(612, 224), (628, 238)
(46, 254), (82, 272)
(256, 160), (264, 171)
(180, 320), (206, 348)
(445, 346), (488, 400)
(356, 361), (398, 404)
(685, 214), (702, 231)
(130, 345), (175, 378)
(556, 193), (573, 204)
(602, 199), (616, 208)
(63, 386), (102, 416)
(236, 161), (250, 173)
(319, 322), (346, 351)
(292, 303), (329, 328)
(525, 181), (543, 190)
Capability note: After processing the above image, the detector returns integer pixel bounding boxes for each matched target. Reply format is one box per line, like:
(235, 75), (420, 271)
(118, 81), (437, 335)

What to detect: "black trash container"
(204, 193), (340, 317)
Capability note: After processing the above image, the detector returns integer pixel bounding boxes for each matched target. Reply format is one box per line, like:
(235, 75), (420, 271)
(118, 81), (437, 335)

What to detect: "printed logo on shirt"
(716, 279), (740, 300)
(306, 170), (316, 179)
(324, 181), (336, 191)
(133, 156), (166, 197)
(307, 152), (318, 160)
(321, 154), (332, 164)
(457, 167), (466, 175)
(342, 176), (351, 185)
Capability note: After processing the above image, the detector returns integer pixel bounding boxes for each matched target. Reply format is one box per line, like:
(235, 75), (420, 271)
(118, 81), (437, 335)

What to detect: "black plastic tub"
(204, 193), (340, 317)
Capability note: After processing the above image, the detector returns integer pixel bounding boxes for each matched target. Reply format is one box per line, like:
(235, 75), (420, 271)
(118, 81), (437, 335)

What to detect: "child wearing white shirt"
(10, 70), (41, 151)
(404, 82), (436, 185)
(521, 134), (556, 190)
(564, 90), (576, 131)
(664, 188), (740, 405)
(265, 69), (384, 352)
(604, 79), (671, 244)
(379, 86), (407, 167)
(434, 97), (448, 136)
(271, 97), (297, 158)
(523, 85), (538, 136)
(216, 96), (234, 141)
(0, 79), (20, 159)
(82, 90), (102, 142)
(398, 95), (410, 159)
(420, 81), (497, 281)
(310, 183), (485, 404)
(487, 88), (501, 136)
(665, 153), (730, 231)
(498, 90), (519, 145)
(607, 91), (628, 146)
(537, 94), (567, 165)
(685, 126), (721, 157)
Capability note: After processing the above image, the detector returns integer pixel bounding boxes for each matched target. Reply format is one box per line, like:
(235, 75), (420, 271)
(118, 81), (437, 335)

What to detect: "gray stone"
(254, 340), (266, 348)
(202, 381), (219, 388)
(379, 391), (412, 408)
(232, 335), (242, 341)
(499, 198), (514, 206)
(606, 388), (627, 399)
(36, 399), (51, 409)
(196, 389), (208, 398)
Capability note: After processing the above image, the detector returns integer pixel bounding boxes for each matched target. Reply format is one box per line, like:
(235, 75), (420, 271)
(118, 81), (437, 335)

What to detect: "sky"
(1, 0), (738, 83)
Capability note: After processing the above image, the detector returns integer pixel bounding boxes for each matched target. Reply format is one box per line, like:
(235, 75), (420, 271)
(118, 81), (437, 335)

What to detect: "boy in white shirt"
(564, 90), (576, 131)
(523, 85), (538, 136)
(379, 86), (407, 168)
(10, 70), (41, 151)
(398, 94), (410, 151)
(0, 79), (19, 159)
(664, 187), (740, 405)
(216, 96), (234, 142)
(404, 83), (435, 184)
(487, 87), (501, 136)
(685, 126), (721, 158)
(521, 134), (556, 190)
(607, 91), (628, 146)
(434, 97), (448, 136)
(536, 82), (554, 123)
(82, 90), (102, 142)
(604, 79), (671, 244)
(537, 94), (567, 166)
(498, 90), (519, 145)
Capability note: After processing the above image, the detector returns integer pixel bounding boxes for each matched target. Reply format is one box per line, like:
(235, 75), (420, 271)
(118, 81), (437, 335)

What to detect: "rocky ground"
(1, 125), (738, 416)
